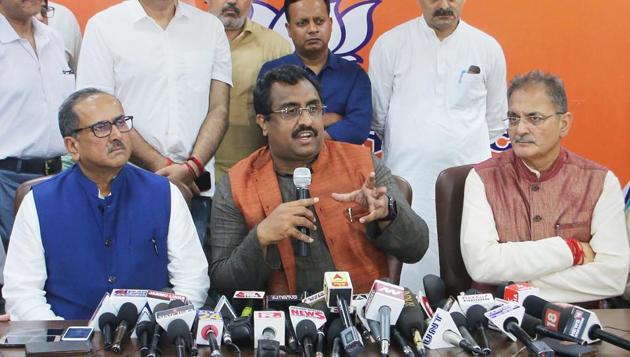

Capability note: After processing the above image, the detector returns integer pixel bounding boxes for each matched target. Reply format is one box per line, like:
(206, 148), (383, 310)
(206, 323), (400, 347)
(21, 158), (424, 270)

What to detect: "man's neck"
(521, 147), (562, 175)
(297, 50), (328, 75)
(139, 0), (176, 29)
(78, 164), (122, 197)
(272, 156), (318, 175)
(0, 9), (34, 40)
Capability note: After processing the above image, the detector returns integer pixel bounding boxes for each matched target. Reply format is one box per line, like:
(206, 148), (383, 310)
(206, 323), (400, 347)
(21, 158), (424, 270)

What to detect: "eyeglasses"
(505, 112), (565, 127)
(73, 115), (134, 138)
(270, 104), (326, 121)
(40, 5), (55, 19)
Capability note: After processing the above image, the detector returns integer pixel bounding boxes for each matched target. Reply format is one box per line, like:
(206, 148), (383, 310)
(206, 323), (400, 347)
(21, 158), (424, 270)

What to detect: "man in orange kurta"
(209, 65), (429, 295)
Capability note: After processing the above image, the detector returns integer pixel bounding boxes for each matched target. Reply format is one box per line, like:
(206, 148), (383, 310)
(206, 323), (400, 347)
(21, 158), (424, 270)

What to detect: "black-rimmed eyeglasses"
(73, 115), (134, 138)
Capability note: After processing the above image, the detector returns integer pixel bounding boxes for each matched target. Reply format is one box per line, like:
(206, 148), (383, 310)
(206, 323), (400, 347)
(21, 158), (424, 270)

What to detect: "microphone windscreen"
(465, 304), (487, 330)
(153, 303), (170, 314)
(326, 318), (344, 345)
(169, 299), (186, 309)
(167, 319), (191, 344)
(118, 303), (139, 327)
(422, 275), (445, 310)
(295, 319), (318, 342)
(136, 320), (155, 336)
(396, 307), (424, 337)
(99, 312), (117, 329)
(522, 295), (548, 319)
(521, 314), (541, 336)
(450, 312), (467, 328)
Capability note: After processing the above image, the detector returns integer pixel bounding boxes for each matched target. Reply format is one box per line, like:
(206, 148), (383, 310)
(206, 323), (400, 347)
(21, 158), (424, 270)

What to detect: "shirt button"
(104, 239), (111, 247)
(532, 184), (540, 192)
(107, 275), (117, 284)
(533, 215), (543, 222)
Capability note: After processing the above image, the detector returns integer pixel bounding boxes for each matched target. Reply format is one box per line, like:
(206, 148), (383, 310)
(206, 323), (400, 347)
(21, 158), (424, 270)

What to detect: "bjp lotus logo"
(491, 131), (512, 153)
(251, 0), (381, 63)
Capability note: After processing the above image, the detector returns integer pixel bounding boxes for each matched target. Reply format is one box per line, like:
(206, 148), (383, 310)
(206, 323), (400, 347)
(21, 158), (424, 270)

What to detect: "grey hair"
(58, 88), (109, 137)
(508, 70), (568, 113)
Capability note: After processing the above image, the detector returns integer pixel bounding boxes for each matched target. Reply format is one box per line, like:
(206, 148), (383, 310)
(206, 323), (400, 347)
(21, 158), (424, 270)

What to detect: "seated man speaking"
(461, 70), (629, 303)
(210, 65), (429, 295)
(3, 89), (209, 320)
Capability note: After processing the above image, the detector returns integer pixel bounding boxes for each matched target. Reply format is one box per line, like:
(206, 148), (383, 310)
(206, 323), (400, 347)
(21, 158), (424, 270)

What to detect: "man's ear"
(559, 112), (573, 138)
(64, 136), (80, 162)
(256, 114), (268, 136)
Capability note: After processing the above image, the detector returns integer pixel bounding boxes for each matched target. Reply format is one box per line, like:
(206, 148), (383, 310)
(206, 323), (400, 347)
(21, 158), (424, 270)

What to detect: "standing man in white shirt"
(369, 0), (507, 292)
(37, 0), (81, 72)
(0, 0), (74, 259)
(77, 0), (232, 244)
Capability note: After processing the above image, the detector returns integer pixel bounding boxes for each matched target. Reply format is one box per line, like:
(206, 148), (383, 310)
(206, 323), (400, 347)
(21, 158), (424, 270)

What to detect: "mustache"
(433, 8), (455, 17)
(222, 3), (240, 15)
(107, 140), (126, 153)
(292, 125), (318, 139)
(513, 135), (535, 144)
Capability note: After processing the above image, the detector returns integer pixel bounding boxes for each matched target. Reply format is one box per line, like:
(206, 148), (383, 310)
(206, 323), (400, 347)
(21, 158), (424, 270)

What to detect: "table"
(0, 310), (628, 356)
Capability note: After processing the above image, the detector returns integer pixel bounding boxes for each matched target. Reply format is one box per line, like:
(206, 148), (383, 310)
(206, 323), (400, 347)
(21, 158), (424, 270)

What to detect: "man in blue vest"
(2, 88), (209, 320)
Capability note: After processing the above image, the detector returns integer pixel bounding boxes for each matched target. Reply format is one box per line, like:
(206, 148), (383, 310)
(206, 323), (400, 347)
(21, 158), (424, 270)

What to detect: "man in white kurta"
(369, 0), (507, 292)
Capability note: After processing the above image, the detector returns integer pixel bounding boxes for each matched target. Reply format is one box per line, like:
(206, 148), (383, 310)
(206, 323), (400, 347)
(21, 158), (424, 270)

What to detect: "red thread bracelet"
(564, 238), (584, 266)
(184, 161), (199, 179)
(187, 156), (204, 175)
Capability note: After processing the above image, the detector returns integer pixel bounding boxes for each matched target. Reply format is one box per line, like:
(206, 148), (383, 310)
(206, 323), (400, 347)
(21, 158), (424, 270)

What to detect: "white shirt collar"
(417, 15), (466, 43)
(0, 14), (51, 49)
(128, 0), (189, 24)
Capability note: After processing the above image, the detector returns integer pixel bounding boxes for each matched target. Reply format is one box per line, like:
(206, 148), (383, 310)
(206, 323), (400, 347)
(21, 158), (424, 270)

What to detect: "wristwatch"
(378, 195), (398, 222)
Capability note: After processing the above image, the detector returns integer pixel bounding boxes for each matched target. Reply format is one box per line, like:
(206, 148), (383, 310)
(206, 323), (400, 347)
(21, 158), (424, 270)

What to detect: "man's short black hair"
(284, 0), (331, 22)
(58, 88), (109, 137)
(253, 65), (323, 119)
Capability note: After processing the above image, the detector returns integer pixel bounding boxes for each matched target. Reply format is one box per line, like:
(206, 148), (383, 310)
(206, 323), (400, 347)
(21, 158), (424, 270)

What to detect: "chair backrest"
(388, 175), (412, 284)
(13, 175), (193, 216)
(435, 164), (474, 296)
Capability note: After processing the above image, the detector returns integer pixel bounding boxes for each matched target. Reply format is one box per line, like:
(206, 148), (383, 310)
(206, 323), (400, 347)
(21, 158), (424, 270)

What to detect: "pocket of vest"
(555, 221), (590, 241)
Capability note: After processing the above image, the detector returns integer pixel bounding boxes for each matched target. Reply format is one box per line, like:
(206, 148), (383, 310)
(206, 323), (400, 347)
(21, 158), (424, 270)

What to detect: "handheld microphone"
(111, 302), (138, 353)
(485, 302), (554, 356)
(135, 307), (155, 353)
(466, 304), (491, 355)
(293, 167), (312, 257)
(147, 303), (169, 357)
(167, 319), (192, 357)
(422, 274), (446, 311)
(156, 301), (197, 357)
(542, 302), (630, 350)
(521, 313), (586, 345)
(451, 312), (482, 355)
(423, 308), (475, 353)
(364, 280), (405, 357)
(98, 312), (117, 350)
(197, 310), (224, 357)
(395, 287), (427, 357)
(391, 328), (415, 357)
(324, 272), (363, 357)
(296, 319), (318, 357)
(326, 318), (343, 357)
(254, 310), (284, 355)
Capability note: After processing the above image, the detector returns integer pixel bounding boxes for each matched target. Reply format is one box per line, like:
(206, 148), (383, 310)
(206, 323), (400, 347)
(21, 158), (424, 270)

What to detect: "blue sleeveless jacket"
(32, 164), (170, 319)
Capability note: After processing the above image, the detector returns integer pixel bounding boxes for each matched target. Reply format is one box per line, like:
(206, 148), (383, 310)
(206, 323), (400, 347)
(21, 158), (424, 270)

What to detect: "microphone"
(135, 307), (155, 353)
(98, 312), (117, 350)
(111, 302), (138, 353)
(323, 272), (363, 357)
(423, 308), (477, 354)
(293, 167), (311, 257)
(395, 288), (427, 357)
(466, 304), (491, 355)
(197, 310), (225, 357)
(147, 303), (169, 357)
(451, 312), (482, 355)
(542, 302), (630, 350)
(422, 274), (446, 311)
(168, 319), (192, 357)
(254, 310), (284, 357)
(364, 280), (405, 357)
(485, 302), (554, 356)
(156, 301), (197, 357)
(391, 328), (415, 357)
(521, 313), (586, 345)
(326, 318), (343, 357)
(296, 319), (318, 357)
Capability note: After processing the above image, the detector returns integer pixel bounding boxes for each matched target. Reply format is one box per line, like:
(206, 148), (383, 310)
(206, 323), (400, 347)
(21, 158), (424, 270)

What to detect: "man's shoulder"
(378, 17), (420, 42)
(328, 53), (366, 74)
(87, 1), (132, 23)
(564, 149), (609, 174)
(260, 53), (297, 73)
(459, 20), (503, 52)
(248, 20), (288, 43)
(123, 164), (170, 185)
(179, 2), (225, 31)
(474, 150), (512, 173)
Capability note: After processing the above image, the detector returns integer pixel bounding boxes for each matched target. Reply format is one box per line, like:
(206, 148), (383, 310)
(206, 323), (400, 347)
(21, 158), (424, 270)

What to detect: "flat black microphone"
(391, 328), (415, 357)
(296, 319), (318, 357)
(293, 167), (311, 257)
(135, 316), (155, 353)
(99, 312), (117, 350)
(396, 287), (426, 357)
(168, 319), (191, 357)
(111, 302), (138, 353)
(521, 313), (586, 345)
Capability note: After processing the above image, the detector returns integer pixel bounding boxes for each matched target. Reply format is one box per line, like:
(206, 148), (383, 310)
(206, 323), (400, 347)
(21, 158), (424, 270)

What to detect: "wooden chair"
(435, 164), (474, 296)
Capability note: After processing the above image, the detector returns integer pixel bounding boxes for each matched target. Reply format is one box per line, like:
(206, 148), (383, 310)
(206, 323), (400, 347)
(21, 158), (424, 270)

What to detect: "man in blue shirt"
(258, 0), (371, 145)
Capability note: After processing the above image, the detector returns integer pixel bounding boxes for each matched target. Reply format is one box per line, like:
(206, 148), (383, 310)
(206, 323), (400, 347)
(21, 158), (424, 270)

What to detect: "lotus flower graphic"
(250, 0), (381, 63)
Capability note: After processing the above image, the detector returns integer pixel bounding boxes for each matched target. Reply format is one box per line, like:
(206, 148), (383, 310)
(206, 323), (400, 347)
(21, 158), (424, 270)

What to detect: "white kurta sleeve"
(166, 183), (209, 307)
(3, 192), (61, 321)
(531, 171), (630, 302)
(76, 16), (115, 93)
(484, 40), (508, 143)
(460, 169), (574, 284)
(368, 35), (394, 139)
